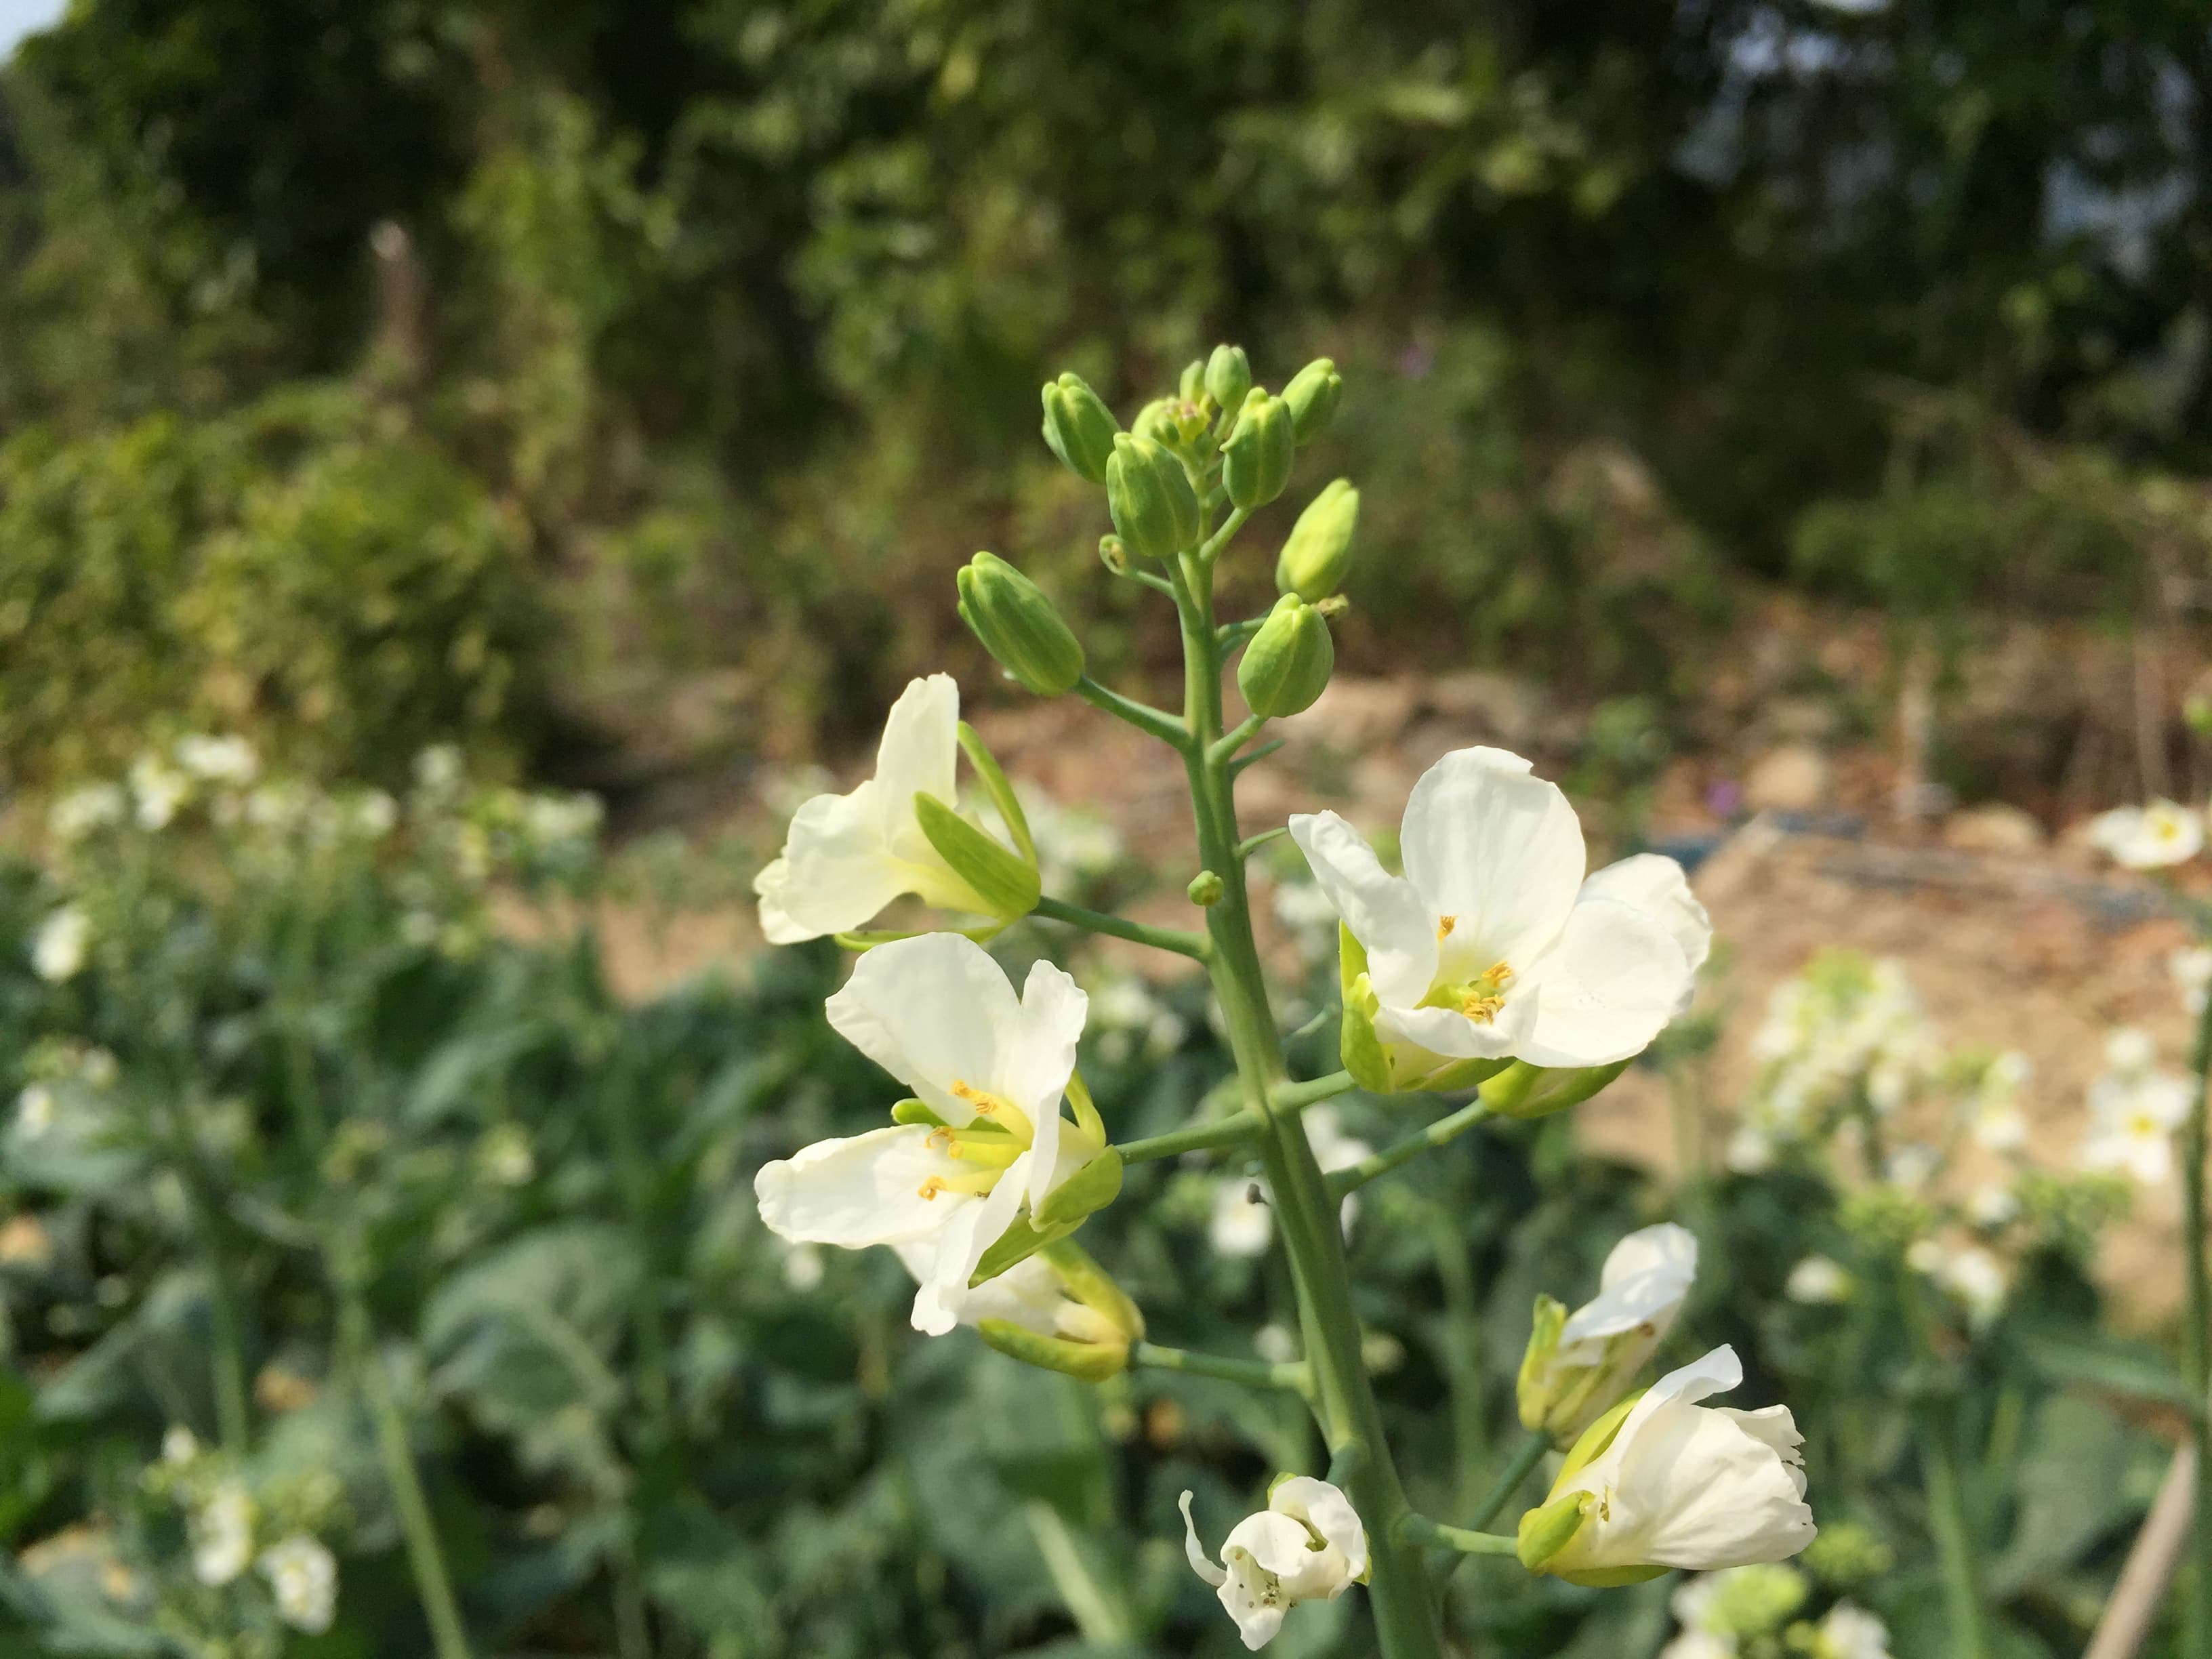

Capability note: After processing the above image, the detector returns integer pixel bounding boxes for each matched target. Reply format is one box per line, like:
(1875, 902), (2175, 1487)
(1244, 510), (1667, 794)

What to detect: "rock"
(1943, 804), (2047, 854)
(1744, 744), (1831, 813)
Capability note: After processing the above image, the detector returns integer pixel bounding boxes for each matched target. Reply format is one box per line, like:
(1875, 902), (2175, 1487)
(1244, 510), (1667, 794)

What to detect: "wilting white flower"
(191, 1482), (256, 1586)
(1521, 1223), (1699, 1441)
(2091, 800), (2204, 869)
(754, 676), (1018, 943)
(1918, 1244), (2006, 1326)
(173, 734), (260, 786)
(1785, 1256), (1851, 1305)
(48, 783), (127, 844)
(14, 1085), (55, 1139)
(129, 755), (190, 830)
(1212, 1177), (1275, 1258)
(753, 933), (1101, 1334)
(258, 1534), (337, 1633)
(1180, 1477), (1369, 1650)
(1818, 1601), (1892, 1659)
(1289, 748), (1707, 1083)
(1520, 1345), (1815, 1582)
(892, 1237), (1128, 1351)
(161, 1426), (201, 1465)
(31, 907), (89, 982)
(2174, 947), (2212, 1015)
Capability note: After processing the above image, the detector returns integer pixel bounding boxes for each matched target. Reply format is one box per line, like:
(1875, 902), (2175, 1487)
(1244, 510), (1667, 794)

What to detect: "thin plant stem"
(155, 1090), (253, 1454)
(1900, 1274), (1988, 1659)
(1132, 1342), (1311, 1397)
(2186, 974), (2212, 1659)
(1328, 1100), (1493, 1199)
(1395, 1514), (1519, 1556)
(1208, 713), (1268, 766)
(1467, 1430), (1552, 1531)
(1073, 675), (1187, 747)
(588, 1029), (675, 1448)
(1115, 1111), (1259, 1164)
(1236, 827), (1289, 859)
(1425, 1210), (1489, 1520)
(1033, 895), (1210, 960)
(1229, 738), (1286, 777)
(1274, 1070), (1355, 1111)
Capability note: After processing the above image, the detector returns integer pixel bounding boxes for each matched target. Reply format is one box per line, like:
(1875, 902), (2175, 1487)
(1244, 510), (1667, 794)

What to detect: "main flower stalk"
(1172, 549), (1446, 1658)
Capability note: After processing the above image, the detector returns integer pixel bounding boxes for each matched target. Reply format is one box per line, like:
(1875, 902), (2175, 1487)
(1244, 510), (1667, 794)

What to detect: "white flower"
(1289, 749), (1706, 1081)
(48, 783), (126, 844)
(752, 933), (1097, 1334)
(1818, 1601), (1891, 1659)
(31, 907), (89, 982)
(1521, 1223), (1699, 1440)
(15, 1084), (55, 1139)
(2091, 800), (2204, 868)
(1725, 1126), (1775, 1174)
(1882, 1144), (1940, 1191)
(191, 1482), (256, 1586)
(346, 790), (400, 840)
(1179, 1477), (1369, 1650)
(1785, 1256), (1851, 1304)
(754, 676), (1016, 943)
(258, 1535), (337, 1633)
(1658, 1635), (1737, 1659)
(892, 1237), (1126, 1347)
(1211, 1177), (1275, 1257)
(1304, 1107), (1374, 1234)
(1967, 1184), (2020, 1229)
(413, 744), (464, 794)
(173, 735), (260, 786)
(2173, 947), (2212, 1015)
(1923, 1245), (2006, 1327)
(2082, 1063), (2192, 1185)
(1523, 1345), (1815, 1581)
(129, 755), (190, 830)
(2104, 1027), (2158, 1076)
(1254, 1323), (1299, 1364)
(161, 1426), (200, 1465)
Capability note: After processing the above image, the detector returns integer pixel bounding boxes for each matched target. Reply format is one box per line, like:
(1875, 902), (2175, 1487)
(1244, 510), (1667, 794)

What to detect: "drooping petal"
(825, 933), (1023, 1121)
(1611, 1403), (1815, 1568)
(1515, 897), (1690, 1068)
(1286, 811), (1435, 1006)
(909, 1153), (1031, 1334)
(1179, 1492), (1229, 1587)
(1558, 1223), (1698, 1357)
(758, 783), (909, 941)
(1006, 958), (1089, 1208)
(1399, 748), (1584, 975)
(1372, 996), (1536, 1062)
(754, 1125), (969, 1248)
(1271, 1476), (1368, 1586)
(873, 674), (964, 861)
(751, 857), (807, 945)
(1229, 1509), (1343, 1597)
(1580, 854), (1712, 1015)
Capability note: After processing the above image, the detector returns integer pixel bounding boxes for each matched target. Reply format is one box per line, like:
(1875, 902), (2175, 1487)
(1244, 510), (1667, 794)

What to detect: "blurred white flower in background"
(1881, 1144), (1940, 1191)
(1967, 1184), (2020, 1229)
(779, 1241), (825, 1292)
(128, 754), (190, 830)
(190, 1482), (255, 1586)
(31, 907), (89, 982)
(1786, 1256), (1851, 1304)
(161, 1426), (200, 1465)
(1211, 1176), (1275, 1258)
(174, 733), (259, 786)
(14, 1085), (55, 1140)
(1739, 955), (1938, 1162)
(1965, 1051), (2030, 1151)
(47, 783), (126, 844)
(258, 1534), (337, 1633)
(1012, 782), (1124, 893)
(1269, 874), (1342, 964)
(2081, 1029), (2191, 1185)
(1817, 1601), (1893, 1659)
(1913, 1243), (2006, 1327)
(2091, 798), (2205, 868)
(1087, 975), (1187, 1065)
(2173, 945), (2212, 1015)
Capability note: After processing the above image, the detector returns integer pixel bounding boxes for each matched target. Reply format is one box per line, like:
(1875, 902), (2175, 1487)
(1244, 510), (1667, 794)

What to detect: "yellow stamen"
(951, 1078), (1033, 1141)
(918, 1176), (948, 1201)
(916, 1169), (1006, 1201)
(1461, 993), (1505, 1025)
(1436, 915), (1457, 941)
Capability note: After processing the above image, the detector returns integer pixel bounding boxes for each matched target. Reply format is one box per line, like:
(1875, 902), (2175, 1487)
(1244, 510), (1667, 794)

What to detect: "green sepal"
(1416, 1056), (1511, 1093)
(956, 721), (1036, 865)
(913, 791), (1041, 920)
(1555, 1563), (1672, 1589)
(1515, 1294), (1568, 1432)
(1043, 1238), (1145, 1340)
(970, 1211), (1078, 1285)
(1480, 1059), (1633, 1121)
(890, 1098), (947, 1128)
(833, 920), (1008, 953)
(1033, 1146), (1124, 1231)
(1555, 1389), (1643, 1486)
(1515, 1493), (1588, 1573)
(1064, 1071), (1107, 1145)
(1336, 927), (1396, 1094)
(975, 1317), (1129, 1382)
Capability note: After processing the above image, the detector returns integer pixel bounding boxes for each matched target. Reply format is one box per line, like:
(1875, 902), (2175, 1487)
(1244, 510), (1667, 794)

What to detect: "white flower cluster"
(2079, 1027), (2191, 1185)
(159, 1429), (338, 1633)
(1661, 1565), (1889, 1659)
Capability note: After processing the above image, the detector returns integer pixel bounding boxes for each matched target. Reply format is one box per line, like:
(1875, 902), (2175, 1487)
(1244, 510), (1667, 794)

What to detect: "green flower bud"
(1204, 344), (1252, 411)
(972, 1240), (1143, 1381)
(1222, 391), (1295, 509)
(1275, 479), (1360, 600)
(1098, 534), (1130, 575)
(1187, 869), (1224, 907)
(956, 551), (1085, 695)
(1040, 373), (1120, 483)
(977, 1318), (1129, 1381)
(1516, 1492), (1589, 1574)
(1107, 433), (1202, 560)
(1237, 594), (1334, 718)
(1282, 356), (1344, 442)
(1132, 398), (1181, 446)
(1179, 358), (1206, 402)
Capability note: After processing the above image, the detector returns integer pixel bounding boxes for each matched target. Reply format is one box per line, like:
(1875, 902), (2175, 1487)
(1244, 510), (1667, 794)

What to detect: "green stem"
(1427, 1210), (1490, 1520)
(155, 1091), (251, 1454)
(1208, 713), (1268, 766)
(1168, 546), (1445, 1659)
(1073, 675), (1187, 747)
(1132, 1342), (1312, 1397)
(1032, 895), (1211, 960)
(1467, 1430), (1552, 1531)
(1395, 1514), (1519, 1557)
(344, 1296), (475, 1659)
(1920, 1410), (1988, 1659)
(1236, 827), (1290, 859)
(593, 1042), (674, 1449)
(2186, 975), (2212, 1659)
(1229, 737), (1286, 777)
(1198, 504), (1252, 565)
(1328, 1101), (1494, 1199)
(1115, 1111), (1259, 1164)
(1275, 1070), (1356, 1111)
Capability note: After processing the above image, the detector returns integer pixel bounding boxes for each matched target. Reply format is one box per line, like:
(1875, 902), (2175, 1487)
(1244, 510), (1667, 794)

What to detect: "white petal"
(1617, 1404), (1816, 1568)
(1286, 811), (1435, 1006)
(909, 1155), (1029, 1334)
(1372, 996), (1536, 1062)
(1179, 1492), (1229, 1587)
(761, 783), (909, 941)
(1271, 1477), (1368, 1585)
(753, 1126), (968, 1248)
(874, 675), (963, 859)
(1515, 897), (1690, 1067)
(1580, 855), (1711, 1015)
(1009, 959), (1088, 1208)
(1558, 1223), (1698, 1356)
(751, 857), (810, 945)
(825, 933), (1023, 1120)
(1400, 748), (1584, 975)
(1227, 1509), (1332, 1583)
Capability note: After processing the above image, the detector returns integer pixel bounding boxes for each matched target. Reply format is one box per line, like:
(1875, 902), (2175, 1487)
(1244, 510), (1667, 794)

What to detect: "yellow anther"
(917, 1176), (948, 1201)
(925, 1126), (956, 1150)
(1460, 993), (1506, 1025)
(952, 1079), (1001, 1114)
(949, 1078), (1033, 1141)
(1483, 961), (1515, 987)
(1436, 915), (1457, 941)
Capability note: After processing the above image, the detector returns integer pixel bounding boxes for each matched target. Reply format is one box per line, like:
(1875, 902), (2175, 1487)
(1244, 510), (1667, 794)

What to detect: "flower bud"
(1179, 358), (1206, 402)
(1098, 534), (1130, 575)
(1187, 869), (1224, 907)
(1040, 373), (1120, 483)
(1237, 594), (1334, 718)
(971, 1241), (1144, 1381)
(1222, 391), (1295, 509)
(1275, 479), (1359, 600)
(1132, 398), (1181, 446)
(1204, 344), (1252, 412)
(1107, 433), (1202, 560)
(956, 552), (1085, 695)
(1282, 357), (1344, 442)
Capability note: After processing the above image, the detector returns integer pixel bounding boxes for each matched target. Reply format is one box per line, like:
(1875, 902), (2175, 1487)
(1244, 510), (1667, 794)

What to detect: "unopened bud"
(1187, 869), (1224, 907)
(956, 552), (1085, 695)
(1222, 391), (1295, 509)
(1282, 357), (1344, 442)
(1275, 479), (1359, 600)
(1237, 594), (1334, 718)
(1204, 344), (1252, 412)
(1098, 534), (1130, 575)
(1132, 398), (1181, 447)
(1040, 373), (1120, 483)
(1107, 433), (1202, 560)
(1179, 358), (1206, 402)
